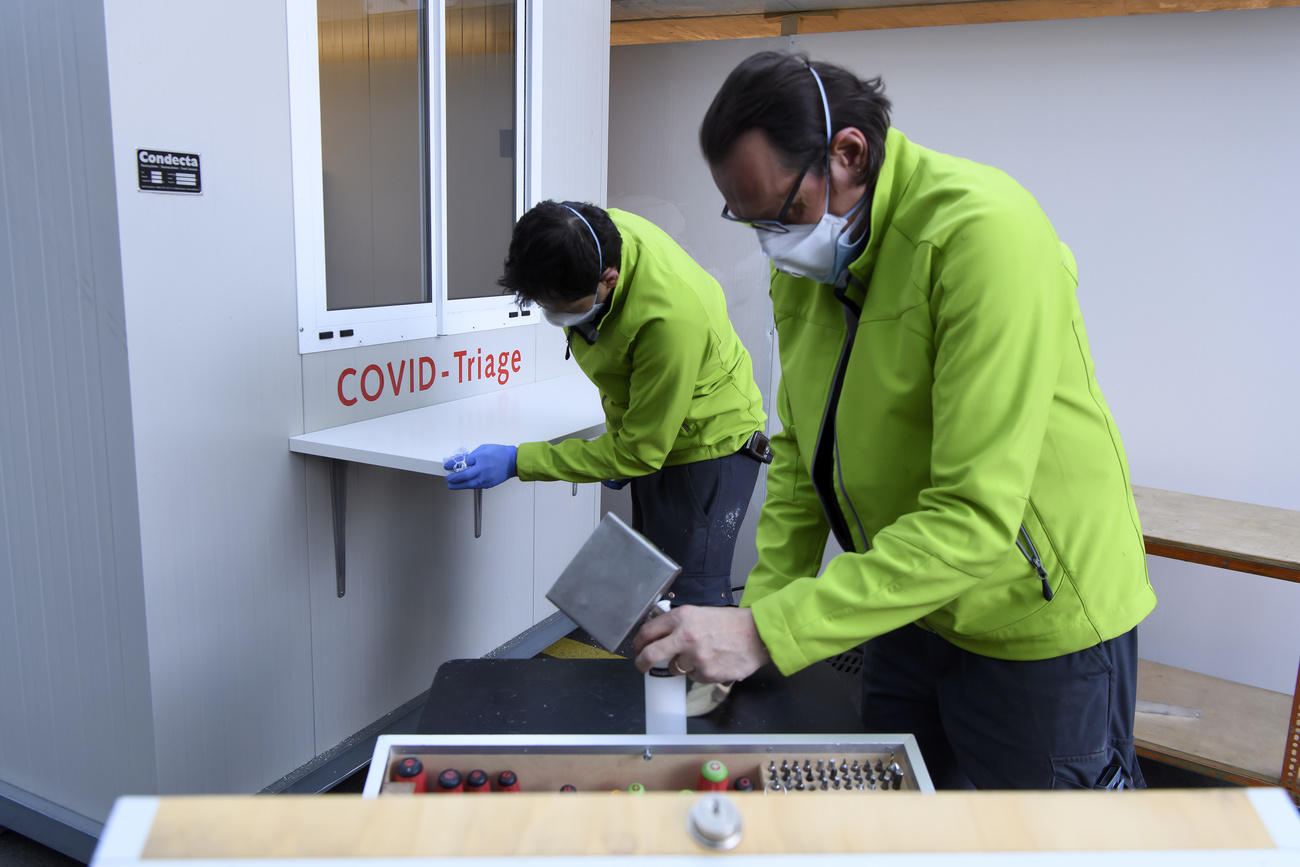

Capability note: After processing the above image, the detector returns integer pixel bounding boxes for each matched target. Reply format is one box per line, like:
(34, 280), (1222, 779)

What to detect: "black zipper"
(1016, 524), (1053, 601)
(811, 279), (867, 554)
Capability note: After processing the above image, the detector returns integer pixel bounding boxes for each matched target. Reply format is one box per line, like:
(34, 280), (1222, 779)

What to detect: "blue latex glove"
(444, 444), (517, 490)
(601, 479), (630, 490)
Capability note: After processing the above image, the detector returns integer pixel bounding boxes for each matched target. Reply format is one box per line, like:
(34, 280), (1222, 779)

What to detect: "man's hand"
(633, 606), (771, 683)
(444, 444), (517, 489)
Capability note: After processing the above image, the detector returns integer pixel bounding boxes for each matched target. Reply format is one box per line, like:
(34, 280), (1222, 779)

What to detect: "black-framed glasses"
(720, 163), (811, 235)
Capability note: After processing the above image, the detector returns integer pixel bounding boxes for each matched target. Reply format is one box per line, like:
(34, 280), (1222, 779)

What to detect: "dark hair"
(498, 200), (622, 307)
(700, 51), (891, 184)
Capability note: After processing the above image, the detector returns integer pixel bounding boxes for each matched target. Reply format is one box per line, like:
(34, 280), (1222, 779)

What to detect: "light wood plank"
(1134, 485), (1300, 581)
(140, 790), (1279, 858)
(610, 0), (1300, 44)
(1136, 658), (1291, 783)
(612, 11), (783, 42)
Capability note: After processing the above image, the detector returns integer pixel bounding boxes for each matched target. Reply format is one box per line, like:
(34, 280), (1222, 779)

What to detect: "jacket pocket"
(1016, 524), (1054, 602)
(682, 461), (721, 521)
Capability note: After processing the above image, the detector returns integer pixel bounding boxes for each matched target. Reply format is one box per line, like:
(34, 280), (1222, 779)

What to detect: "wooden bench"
(1131, 486), (1300, 803)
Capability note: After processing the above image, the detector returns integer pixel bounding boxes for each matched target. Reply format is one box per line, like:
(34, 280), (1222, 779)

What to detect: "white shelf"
(289, 374), (605, 475)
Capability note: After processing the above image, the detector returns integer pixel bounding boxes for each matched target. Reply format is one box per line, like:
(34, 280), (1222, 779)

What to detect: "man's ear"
(829, 127), (869, 180)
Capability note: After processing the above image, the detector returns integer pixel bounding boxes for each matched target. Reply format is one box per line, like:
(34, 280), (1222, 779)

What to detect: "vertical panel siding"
(0, 0), (156, 823)
(101, 1), (316, 794)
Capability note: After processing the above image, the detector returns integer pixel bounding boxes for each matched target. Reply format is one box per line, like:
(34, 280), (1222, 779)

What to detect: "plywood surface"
(1133, 486), (1300, 576)
(610, 0), (1300, 44)
(1136, 658), (1291, 782)
(140, 790), (1279, 858)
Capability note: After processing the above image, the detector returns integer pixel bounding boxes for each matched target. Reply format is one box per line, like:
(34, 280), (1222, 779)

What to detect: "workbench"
(95, 657), (1300, 863)
(92, 787), (1300, 864)
(415, 657), (865, 737)
(93, 610), (1300, 864)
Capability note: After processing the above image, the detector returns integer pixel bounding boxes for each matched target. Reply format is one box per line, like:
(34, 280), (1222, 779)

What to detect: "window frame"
(288, 0), (535, 355)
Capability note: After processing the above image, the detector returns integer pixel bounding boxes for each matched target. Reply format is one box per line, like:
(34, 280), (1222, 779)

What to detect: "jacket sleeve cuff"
(514, 441), (547, 482)
(749, 594), (813, 676)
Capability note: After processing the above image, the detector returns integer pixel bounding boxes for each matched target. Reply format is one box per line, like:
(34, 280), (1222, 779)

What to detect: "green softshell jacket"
(516, 209), (766, 483)
(743, 129), (1156, 673)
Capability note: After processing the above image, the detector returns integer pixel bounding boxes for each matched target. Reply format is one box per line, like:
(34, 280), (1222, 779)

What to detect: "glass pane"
(318, 0), (428, 311)
(445, 0), (518, 300)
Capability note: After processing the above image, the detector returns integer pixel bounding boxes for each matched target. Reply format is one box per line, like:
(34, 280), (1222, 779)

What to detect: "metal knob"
(687, 794), (743, 851)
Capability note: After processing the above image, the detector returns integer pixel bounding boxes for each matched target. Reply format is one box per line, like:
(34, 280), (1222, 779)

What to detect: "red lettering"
(419, 356), (436, 389)
(511, 349), (521, 372)
(484, 352), (496, 382)
(337, 368), (358, 406)
(454, 349), (468, 382)
(360, 364), (383, 402)
(386, 360), (407, 396)
(496, 351), (510, 385)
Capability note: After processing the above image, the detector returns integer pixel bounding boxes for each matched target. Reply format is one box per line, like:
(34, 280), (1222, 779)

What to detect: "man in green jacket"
(446, 201), (769, 607)
(635, 52), (1157, 789)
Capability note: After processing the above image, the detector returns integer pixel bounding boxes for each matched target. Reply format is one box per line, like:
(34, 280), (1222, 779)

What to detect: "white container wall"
(0, 0), (610, 844)
(0, 0), (157, 834)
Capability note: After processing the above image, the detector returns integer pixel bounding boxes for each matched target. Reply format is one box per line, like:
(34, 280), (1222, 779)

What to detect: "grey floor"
(0, 828), (82, 866)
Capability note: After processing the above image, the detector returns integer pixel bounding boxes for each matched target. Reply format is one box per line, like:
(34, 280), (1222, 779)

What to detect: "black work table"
(418, 657), (863, 736)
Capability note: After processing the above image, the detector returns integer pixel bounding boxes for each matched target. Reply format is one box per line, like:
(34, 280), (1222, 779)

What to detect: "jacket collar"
(567, 213), (632, 348)
(845, 128), (920, 290)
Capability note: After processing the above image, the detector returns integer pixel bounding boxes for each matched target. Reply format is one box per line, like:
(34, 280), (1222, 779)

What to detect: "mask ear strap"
(560, 204), (603, 279)
(806, 64), (832, 144)
(806, 65), (833, 210)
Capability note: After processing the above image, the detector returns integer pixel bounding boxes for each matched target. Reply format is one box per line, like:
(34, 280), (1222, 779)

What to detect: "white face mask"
(543, 295), (604, 328)
(754, 63), (867, 286)
(758, 189), (865, 284)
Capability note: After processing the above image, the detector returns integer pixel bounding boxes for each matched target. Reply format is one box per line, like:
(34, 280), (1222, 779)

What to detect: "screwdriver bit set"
(762, 755), (906, 792)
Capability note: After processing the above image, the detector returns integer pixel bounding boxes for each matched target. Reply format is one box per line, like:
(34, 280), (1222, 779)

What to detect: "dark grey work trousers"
(630, 450), (760, 607)
(860, 623), (1146, 790)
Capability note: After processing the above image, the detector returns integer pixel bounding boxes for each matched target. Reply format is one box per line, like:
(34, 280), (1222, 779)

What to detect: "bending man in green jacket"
(446, 201), (769, 608)
(635, 52), (1157, 789)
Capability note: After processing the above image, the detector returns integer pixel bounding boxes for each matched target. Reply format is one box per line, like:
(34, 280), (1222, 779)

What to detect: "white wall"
(609, 9), (1300, 692)
(0, 0), (157, 828)
(105, 1), (318, 794)
(97, 0), (610, 800)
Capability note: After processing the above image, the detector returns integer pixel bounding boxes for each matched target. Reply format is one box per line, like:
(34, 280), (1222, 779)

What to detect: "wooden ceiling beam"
(610, 0), (1300, 46)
